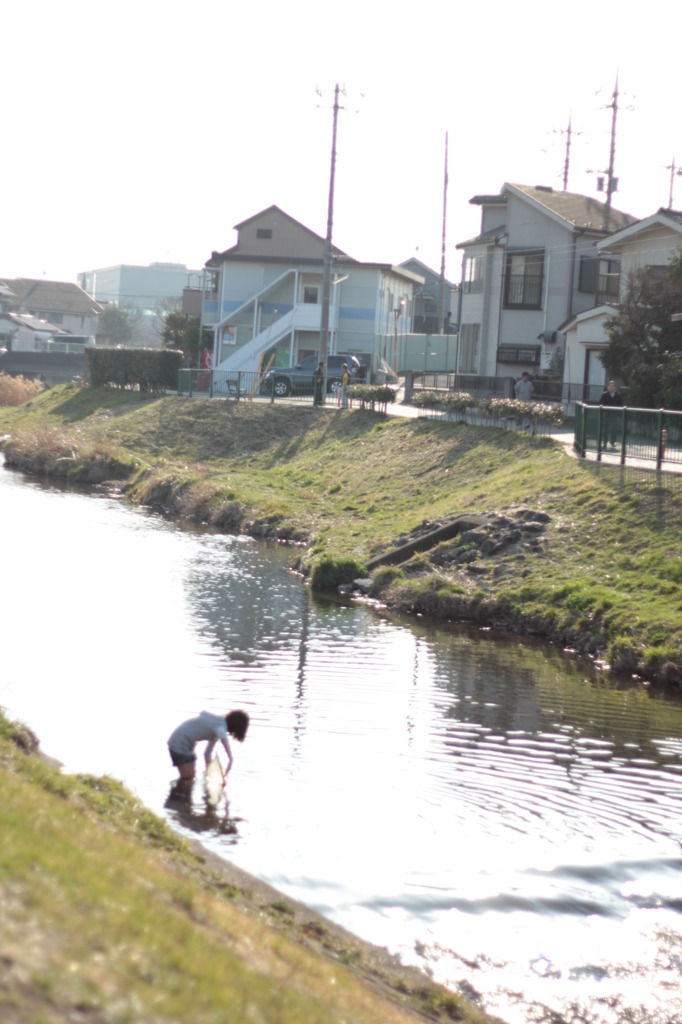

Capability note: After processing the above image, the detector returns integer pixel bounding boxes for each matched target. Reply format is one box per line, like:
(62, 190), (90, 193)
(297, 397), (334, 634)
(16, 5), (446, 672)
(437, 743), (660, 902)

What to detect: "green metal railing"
(574, 402), (682, 469)
(177, 369), (261, 399)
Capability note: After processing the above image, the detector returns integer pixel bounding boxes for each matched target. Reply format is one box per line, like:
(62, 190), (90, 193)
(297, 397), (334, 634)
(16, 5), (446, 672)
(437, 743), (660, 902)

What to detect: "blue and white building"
(199, 206), (423, 373)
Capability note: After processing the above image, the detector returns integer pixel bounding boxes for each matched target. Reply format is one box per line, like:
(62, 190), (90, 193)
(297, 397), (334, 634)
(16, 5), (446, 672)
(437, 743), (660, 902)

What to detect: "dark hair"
(226, 710), (249, 742)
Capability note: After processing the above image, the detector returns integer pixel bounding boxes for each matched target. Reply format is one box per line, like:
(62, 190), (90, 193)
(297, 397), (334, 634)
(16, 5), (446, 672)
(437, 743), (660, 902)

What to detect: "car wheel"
(328, 379), (342, 395)
(274, 377), (291, 398)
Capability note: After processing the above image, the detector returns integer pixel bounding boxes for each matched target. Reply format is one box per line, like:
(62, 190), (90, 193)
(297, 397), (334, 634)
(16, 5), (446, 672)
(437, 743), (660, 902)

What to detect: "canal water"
(1, 462), (681, 1024)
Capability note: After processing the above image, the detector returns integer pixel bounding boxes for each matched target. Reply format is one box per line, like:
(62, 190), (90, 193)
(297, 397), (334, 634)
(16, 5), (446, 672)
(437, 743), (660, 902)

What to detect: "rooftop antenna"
(561, 115), (569, 191)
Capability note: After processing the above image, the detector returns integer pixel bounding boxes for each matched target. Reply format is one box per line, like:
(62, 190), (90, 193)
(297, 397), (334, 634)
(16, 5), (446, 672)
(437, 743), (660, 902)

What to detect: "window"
(458, 324), (480, 374)
(578, 257), (597, 294)
(504, 250), (544, 308)
(303, 286), (318, 304)
(580, 256), (620, 299)
(462, 255), (484, 293)
(48, 312), (64, 324)
(597, 258), (620, 300)
(497, 345), (541, 365)
(256, 228), (272, 239)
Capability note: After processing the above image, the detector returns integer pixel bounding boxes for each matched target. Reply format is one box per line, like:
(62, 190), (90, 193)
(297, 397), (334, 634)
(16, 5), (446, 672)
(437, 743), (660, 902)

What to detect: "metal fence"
(411, 373), (514, 398)
(177, 369), (263, 399)
(574, 402), (682, 469)
(176, 368), (349, 406)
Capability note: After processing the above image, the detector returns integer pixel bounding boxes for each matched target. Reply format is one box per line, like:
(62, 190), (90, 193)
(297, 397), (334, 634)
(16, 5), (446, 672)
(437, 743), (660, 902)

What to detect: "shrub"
(310, 555), (366, 591)
(608, 635), (641, 674)
(0, 372), (44, 406)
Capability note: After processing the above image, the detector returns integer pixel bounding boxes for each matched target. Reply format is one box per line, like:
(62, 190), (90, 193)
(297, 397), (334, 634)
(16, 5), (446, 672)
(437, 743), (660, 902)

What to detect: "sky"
(4, 0), (682, 290)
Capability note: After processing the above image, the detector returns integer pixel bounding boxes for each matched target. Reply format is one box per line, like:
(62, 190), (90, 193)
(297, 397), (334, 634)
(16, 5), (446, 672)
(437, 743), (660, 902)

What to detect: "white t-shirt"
(168, 711), (227, 757)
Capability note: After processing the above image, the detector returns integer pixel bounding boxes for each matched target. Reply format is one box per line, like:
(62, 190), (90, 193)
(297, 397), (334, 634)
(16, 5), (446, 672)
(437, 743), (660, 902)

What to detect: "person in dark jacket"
(313, 361), (325, 406)
(599, 380), (623, 448)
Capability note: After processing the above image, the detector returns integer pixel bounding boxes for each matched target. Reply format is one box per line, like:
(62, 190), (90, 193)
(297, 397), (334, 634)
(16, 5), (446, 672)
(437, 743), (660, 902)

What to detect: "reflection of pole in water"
(406, 636), (422, 749)
(293, 586), (311, 760)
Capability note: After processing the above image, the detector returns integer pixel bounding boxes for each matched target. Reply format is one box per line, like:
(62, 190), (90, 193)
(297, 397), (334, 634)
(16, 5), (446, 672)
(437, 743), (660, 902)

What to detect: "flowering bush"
(486, 398), (564, 433)
(345, 384), (397, 410)
(412, 390), (564, 433)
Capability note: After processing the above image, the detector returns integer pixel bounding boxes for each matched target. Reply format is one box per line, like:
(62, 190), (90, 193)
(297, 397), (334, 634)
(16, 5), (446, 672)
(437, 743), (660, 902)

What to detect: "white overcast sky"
(4, 0), (682, 285)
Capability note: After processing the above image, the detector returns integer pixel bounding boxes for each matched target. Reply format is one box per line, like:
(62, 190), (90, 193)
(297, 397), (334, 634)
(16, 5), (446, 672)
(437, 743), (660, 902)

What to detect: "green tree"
(602, 251), (682, 408)
(161, 310), (201, 366)
(98, 305), (134, 345)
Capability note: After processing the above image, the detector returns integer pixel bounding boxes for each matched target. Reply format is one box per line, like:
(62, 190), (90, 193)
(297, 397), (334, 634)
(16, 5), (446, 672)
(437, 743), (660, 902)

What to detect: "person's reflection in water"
(164, 778), (239, 838)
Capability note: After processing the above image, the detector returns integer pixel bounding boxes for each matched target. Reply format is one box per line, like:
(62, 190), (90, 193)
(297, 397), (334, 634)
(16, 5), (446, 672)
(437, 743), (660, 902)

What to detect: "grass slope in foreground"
(1, 384), (681, 686)
(0, 714), (497, 1024)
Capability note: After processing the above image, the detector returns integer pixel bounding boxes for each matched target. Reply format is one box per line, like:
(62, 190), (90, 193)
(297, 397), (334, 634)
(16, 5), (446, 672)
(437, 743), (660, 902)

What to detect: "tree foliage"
(602, 251), (682, 409)
(98, 305), (134, 345)
(161, 310), (201, 366)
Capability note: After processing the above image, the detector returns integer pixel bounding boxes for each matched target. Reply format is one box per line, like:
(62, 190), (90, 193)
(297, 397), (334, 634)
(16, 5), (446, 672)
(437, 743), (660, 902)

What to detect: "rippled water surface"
(2, 465), (681, 1024)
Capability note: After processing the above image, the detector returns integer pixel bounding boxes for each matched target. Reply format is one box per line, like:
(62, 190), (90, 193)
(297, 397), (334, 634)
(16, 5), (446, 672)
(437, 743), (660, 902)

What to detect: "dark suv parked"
(260, 354), (366, 398)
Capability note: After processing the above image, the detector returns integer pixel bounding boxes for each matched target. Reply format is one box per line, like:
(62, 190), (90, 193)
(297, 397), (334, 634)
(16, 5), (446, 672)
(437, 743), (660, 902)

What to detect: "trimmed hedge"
(86, 347), (184, 392)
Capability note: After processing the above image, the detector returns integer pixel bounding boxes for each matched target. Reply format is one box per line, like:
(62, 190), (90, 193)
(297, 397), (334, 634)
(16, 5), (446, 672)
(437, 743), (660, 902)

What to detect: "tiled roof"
(2, 278), (102, 315)
(509, 184), (636, 233)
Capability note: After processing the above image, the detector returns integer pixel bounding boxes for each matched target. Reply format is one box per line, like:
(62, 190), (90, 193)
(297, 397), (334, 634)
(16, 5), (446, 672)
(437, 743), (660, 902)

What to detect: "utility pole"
(438, 131), (449, 334)
(604, 74), (619, 232)
(318, 83), (341, 404)
(666, 155), (682, 209)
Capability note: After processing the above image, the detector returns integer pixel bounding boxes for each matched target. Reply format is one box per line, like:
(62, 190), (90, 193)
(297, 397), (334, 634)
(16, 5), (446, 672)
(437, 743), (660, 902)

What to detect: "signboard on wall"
(223, 326), (236, 346)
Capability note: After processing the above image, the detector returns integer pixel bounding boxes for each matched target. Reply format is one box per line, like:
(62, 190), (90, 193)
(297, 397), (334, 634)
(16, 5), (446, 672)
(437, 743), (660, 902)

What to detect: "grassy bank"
(1, 383), (681, 686)
(0, 712), (497, 1023)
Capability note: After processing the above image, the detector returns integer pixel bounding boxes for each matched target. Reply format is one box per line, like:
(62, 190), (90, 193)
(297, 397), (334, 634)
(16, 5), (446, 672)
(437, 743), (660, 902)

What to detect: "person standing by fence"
(313, 361), (325, 406)
(341, 362), (349, 408)
(599, 380), (623, 449)
(514, 372), (534, 430)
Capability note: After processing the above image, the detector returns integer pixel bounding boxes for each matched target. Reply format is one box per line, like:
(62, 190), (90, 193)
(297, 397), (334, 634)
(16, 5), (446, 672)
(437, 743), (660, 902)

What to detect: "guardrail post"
(597, 406), (604, 461)
(189, 371), (194, 398)
(657, 408), (664, 469)
(620, 407), (627, 465)
(237, 373), (242, 401)
(575, 402), (582, 454)
(209, 370), (214, 399)
(403, 371), (414, 404)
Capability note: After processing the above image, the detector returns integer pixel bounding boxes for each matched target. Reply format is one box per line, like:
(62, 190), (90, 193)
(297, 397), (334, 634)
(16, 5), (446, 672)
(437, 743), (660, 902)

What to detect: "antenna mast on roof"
(563, 115), (572, 190)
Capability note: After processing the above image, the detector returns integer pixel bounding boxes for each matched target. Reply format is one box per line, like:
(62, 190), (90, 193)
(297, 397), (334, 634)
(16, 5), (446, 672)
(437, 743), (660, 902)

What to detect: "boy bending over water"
(168, 710), (249, 780)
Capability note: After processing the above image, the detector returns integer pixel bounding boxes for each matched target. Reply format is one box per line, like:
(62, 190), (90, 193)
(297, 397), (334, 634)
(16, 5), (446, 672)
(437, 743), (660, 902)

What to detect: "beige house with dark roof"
(1, 278), (103, 338)
(455, 183), (636, 381)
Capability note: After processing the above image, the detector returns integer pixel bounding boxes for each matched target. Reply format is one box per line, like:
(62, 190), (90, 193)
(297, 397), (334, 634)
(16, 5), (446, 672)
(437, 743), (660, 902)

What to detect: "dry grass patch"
(0, 372), (44, 407)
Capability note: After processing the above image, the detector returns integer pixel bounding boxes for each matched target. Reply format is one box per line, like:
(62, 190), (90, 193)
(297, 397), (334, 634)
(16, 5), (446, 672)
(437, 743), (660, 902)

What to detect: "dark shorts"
(168, 747), (196, 767)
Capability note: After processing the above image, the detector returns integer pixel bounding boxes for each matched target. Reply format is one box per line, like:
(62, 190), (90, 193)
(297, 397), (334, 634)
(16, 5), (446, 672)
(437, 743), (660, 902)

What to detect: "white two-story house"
(561, 207), (682, 401)
(455, 184), (636, 383)
(200, 205), (423, 374)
